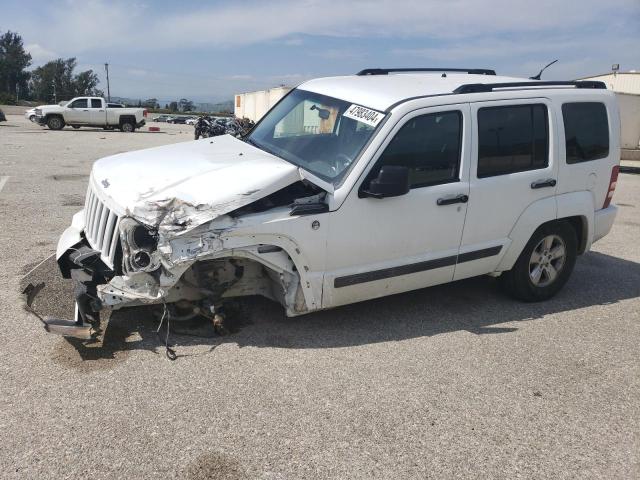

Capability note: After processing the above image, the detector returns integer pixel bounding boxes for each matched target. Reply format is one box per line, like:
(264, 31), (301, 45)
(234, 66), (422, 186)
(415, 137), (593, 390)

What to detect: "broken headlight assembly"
(119, 218), (162, 273)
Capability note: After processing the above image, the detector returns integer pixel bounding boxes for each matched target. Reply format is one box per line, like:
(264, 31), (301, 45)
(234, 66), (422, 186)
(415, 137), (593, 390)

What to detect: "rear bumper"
(593, 205), (618, 243)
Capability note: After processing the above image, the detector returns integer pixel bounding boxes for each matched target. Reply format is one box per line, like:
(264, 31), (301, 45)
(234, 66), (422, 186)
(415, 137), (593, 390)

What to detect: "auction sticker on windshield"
(343, 104), (385, 127)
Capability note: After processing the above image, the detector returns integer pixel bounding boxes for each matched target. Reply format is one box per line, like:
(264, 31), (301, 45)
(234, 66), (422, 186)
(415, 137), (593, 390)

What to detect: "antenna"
(529, 59), (558, 80)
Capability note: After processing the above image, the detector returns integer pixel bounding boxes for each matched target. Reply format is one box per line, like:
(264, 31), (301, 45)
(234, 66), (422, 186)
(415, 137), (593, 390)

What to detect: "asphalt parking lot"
(1, 113), (639, 479)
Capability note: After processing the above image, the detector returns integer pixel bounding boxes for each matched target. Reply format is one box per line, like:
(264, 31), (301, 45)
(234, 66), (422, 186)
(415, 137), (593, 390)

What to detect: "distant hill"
(197, 100), (233, 113)
(109, 96), (233, 114)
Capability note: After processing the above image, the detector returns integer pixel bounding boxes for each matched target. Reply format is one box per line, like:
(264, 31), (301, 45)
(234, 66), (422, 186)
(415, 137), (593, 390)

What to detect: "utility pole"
(52, 82), (57, 104)
(104, 63), (111, 101)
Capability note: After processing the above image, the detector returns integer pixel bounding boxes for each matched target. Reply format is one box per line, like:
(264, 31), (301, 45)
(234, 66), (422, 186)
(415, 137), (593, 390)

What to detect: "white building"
(234, 86), (292, 122)
(578, 71), (640, 158)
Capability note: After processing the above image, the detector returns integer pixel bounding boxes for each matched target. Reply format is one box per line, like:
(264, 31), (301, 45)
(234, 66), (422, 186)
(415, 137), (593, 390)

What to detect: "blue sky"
(4, 0), (640, 102)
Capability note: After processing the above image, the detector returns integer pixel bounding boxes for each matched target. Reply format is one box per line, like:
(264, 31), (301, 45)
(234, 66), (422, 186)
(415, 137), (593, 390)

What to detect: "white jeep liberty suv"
(48, 68), (620, 338)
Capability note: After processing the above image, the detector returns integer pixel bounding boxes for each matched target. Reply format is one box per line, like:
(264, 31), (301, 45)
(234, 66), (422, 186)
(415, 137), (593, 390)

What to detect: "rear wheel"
(501, 221), (577, 302)
(120, 120), (135, 133)
(46, 116), (65, 130)
(72, 125), (80, 129)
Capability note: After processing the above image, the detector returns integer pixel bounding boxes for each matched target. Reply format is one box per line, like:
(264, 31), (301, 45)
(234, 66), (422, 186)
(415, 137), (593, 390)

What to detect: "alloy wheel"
(529, 234), (566, 287)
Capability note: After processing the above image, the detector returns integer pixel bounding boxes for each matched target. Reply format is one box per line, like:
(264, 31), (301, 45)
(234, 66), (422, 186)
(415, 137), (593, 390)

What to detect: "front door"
(66, 98), (89, 123)
(323, 104), (471, 308)
(455, 98), (559, 281)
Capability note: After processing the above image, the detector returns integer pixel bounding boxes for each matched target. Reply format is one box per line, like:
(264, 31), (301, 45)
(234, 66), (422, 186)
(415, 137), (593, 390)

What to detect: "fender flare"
(496, 196), (557, 272)
(497, 191), (595, 272)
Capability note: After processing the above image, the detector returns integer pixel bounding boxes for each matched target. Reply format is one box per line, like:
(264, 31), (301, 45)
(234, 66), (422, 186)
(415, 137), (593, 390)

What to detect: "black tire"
(120, 120), (135, 133)
(46, 116), (65, 130)
(72, 125), (80, 129)
(500, 221), (577, 302)
(29, 114), (36, 122)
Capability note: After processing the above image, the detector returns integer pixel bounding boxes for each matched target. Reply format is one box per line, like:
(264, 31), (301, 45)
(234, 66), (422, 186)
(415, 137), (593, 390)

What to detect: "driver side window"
(69, 99), (88, 108)
(368, 110), (462, 189)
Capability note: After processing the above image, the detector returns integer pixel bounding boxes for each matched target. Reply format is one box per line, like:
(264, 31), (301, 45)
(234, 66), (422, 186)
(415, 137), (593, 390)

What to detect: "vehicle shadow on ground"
(230, 250), (640, 349)
(19, 250), (640, 365)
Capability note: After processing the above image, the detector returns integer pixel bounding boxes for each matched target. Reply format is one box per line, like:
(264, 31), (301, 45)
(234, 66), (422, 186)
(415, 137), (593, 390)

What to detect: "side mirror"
(360, 165), (410, 199)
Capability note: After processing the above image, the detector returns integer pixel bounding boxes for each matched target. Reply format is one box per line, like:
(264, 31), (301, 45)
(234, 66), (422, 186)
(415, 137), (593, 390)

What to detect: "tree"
(169, 101), (178, 112)
(143, 98), (158, 109)
(73, 69), (102, 96)
(30, 57), (102, 102)
(0, 31), (31, 102)
(178, 98), (193, 112)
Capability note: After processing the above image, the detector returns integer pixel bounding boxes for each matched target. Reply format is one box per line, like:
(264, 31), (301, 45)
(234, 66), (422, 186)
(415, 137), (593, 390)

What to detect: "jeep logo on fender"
(343, 104), (385, 127)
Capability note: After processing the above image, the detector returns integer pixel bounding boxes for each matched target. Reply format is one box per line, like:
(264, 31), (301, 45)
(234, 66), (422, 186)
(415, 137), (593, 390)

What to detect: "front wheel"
(501, 221), (577, 302)
(47, 116), (65, 130)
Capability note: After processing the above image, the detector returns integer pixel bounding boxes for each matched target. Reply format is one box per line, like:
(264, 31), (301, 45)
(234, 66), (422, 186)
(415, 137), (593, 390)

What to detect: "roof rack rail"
(357, 68), (496, 76)
(453, 80), (606, 94)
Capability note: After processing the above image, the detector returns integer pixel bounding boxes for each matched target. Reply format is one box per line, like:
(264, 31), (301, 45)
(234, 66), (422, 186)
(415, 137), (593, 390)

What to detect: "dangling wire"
(156, 303), (177, 361)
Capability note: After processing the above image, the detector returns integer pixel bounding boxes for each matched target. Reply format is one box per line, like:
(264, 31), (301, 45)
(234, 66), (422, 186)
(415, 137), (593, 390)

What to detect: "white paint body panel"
(91, 135), (302, 232)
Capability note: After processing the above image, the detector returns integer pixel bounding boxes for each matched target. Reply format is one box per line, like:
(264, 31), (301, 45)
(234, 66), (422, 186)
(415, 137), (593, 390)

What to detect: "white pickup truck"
(35, 97), (147, 132)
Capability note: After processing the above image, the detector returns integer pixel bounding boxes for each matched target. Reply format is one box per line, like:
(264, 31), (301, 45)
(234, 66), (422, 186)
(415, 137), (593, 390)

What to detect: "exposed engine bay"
(43, 172), (327, 344)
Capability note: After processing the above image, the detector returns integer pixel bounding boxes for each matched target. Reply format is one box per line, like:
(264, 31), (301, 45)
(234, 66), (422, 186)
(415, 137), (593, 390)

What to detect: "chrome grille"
(84, 183), (120, 269)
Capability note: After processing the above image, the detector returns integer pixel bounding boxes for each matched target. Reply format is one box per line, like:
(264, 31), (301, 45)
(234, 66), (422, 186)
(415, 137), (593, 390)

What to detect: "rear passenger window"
(372, 110), (462, 188)
(477, 104), (548, 178)
(91, 99), (102, 108)
(562, 102), (609, 164)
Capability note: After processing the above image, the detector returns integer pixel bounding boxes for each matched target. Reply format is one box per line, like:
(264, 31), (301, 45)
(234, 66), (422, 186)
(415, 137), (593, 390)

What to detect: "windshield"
(247, 89), (382, 182)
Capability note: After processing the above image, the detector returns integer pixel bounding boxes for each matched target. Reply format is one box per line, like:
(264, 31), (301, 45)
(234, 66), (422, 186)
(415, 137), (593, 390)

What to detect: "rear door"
(88, 98), (105, 125)
(455, 98), (559, 280)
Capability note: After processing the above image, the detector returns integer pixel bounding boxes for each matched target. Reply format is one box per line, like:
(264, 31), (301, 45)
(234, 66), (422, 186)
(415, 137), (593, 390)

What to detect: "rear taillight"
(143, 109), (148, 117)
(603, 165), (619, 209)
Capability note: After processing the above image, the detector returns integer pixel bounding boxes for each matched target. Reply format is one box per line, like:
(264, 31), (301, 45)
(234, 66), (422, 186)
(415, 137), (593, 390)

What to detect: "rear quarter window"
(562, 102), (609, 164)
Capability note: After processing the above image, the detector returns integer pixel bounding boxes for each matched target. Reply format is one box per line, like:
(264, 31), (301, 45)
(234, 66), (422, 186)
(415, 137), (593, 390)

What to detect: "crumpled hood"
(92, 134), (301, 234)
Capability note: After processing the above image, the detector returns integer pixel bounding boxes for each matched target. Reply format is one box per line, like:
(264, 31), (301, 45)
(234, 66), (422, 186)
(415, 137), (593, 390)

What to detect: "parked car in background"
(35, 96), (147, 132)
(168, 116), (189, 124)
(185, 117), (198, 125)
(153, 115), (171, 122)
(25, 108), (38, 122)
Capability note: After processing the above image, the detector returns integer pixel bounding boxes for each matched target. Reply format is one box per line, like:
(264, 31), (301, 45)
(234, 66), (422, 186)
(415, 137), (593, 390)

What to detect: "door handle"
(531, 178), (557, 189)
(82, 109), (89, 112)
(437, 194), (469, 206)
(99, 110), (104, 112)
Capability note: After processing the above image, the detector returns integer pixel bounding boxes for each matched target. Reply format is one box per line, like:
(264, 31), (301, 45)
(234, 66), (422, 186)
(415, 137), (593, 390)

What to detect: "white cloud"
(12, 0), (640, 53)
(24, 43), (57, 64)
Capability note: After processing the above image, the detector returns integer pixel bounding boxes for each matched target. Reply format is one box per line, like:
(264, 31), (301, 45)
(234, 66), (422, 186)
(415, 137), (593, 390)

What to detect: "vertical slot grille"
(83, 184), (120, 269)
